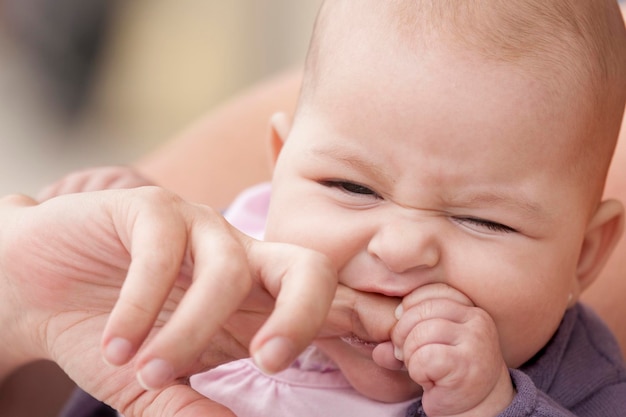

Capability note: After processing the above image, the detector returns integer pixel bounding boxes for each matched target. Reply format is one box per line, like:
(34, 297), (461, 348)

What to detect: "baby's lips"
(340, 333), (379, 348)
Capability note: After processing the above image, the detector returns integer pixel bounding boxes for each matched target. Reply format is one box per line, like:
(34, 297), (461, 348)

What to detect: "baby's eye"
(322, 180), (380, 197)
(454, 217), (517, 233)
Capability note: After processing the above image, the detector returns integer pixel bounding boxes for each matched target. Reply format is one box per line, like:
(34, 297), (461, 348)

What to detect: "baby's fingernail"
(395, 304), (404, 320)
(103, 337), (134, 366)
(137, 359), (174, 390)
(253, 337), (296, 374)
(394, 346), (404, 361)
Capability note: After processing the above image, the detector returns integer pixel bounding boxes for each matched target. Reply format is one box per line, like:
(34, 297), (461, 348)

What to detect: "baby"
(190, 0), (626, 416)
(40, 0), (626, 416)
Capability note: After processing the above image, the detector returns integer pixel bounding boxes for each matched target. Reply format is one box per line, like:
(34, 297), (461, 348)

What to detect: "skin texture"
(0, 188), (399, 417)
(2, 3), (624, 417)
(0, 188), (342, 416)
(141, 4), (626, 361)
(582, 105), (626, 342)
(133, 9), (626, 364)
(258, 1), (626, 415)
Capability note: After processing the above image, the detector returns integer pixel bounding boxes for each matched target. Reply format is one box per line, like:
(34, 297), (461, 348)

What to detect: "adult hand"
(0, 187), (340, 416)
(37, 165), (154, 201)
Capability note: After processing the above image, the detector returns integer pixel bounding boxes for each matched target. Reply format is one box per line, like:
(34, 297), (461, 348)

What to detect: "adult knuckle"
(138, 186), (181, 206)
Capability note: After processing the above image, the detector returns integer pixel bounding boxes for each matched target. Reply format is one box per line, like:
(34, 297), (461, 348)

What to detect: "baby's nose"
(367, 217), (441, 275)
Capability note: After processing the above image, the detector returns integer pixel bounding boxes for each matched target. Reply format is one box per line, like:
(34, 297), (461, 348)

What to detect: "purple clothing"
(408, 303), (626, 416)
(57, 387), (117, 417)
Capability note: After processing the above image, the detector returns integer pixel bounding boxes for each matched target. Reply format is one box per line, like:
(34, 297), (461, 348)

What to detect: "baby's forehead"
(311, 0), (620, 99)
(305, 0), (624, 196)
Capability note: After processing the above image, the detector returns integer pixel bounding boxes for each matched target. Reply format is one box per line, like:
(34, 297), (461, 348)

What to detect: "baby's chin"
(315, 338), (423, 403)
(349, 364), (423, 403)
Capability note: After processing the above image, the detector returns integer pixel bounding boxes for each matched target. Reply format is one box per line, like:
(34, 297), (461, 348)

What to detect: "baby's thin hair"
(306, 0), (624, 107)
(410, 0), (626, 204)
(301, 0), (626, 206)
(413, 1), (624, 113)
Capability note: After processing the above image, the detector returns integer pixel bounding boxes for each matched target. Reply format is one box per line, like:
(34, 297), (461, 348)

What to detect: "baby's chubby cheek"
(372, 341), (405, 370)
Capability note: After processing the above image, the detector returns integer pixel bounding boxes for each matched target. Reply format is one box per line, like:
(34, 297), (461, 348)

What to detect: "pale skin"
(4, 3), (625, 417)
(0, 189), (335, 417)
(581, 107), (626, 340)
(37, 4), (626, 417)
(0, 188), (402, 416)
(134, 5), (626, 361)
(6, 71), (306, 417)
(260, 3), (623, 411)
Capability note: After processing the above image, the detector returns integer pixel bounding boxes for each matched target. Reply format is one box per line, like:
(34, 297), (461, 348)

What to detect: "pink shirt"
(191, 347), (413, 417)
(190, 183), (413, 416)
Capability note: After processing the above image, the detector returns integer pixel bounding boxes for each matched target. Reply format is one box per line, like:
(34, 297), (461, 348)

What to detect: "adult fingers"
(101, 188), (188, 367)
(324, 285), (400, 341)
(247, 241), (338, 374)
(131, 207), (256, 389)
(92, 364), (238, 417)
(133, 237), (338, 383)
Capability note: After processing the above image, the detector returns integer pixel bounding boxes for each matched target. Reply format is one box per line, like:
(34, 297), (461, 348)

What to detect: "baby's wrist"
(425, 366), (514, 417)
(463, 368), (515, 417)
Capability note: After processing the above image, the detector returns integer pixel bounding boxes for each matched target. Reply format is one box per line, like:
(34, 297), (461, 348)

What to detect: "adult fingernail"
(394, 346), (404, 361)
(137, 359), (174, 390)
(253, 337), (296, 374)
(103, 338), (134, 366)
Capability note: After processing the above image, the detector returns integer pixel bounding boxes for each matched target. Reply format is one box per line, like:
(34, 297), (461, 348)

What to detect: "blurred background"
(0, 0), (323, 196)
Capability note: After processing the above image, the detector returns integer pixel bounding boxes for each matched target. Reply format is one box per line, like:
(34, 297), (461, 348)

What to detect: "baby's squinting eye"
(322, 180), (379, 197)
(454, 217), (517, 233)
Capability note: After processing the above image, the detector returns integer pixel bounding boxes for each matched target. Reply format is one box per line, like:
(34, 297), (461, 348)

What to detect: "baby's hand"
(392, 283), (514, 417)
(37, 165), (153, 201)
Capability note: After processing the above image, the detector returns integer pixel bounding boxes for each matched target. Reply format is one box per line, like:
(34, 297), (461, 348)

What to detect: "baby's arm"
(133, 68), (302, 209)
(391, 283), (514, 417)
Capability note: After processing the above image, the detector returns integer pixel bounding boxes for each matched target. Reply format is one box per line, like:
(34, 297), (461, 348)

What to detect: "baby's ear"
(267, 112), (292, 167)
(576, 199), (624, 291)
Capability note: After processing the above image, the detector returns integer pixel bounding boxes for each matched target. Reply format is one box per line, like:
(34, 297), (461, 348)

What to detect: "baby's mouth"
(340, 334), (379, 348)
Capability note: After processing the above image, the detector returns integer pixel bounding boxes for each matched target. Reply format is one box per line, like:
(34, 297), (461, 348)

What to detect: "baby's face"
(265, 42), (593, 401)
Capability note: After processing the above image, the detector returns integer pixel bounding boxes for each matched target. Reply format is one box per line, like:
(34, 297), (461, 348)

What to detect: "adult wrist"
(0, 196), (45, 381)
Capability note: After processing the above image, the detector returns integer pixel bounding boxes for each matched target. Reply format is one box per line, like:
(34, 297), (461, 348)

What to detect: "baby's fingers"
(392, 297), (473, 361)
(397, 283), (473, 316)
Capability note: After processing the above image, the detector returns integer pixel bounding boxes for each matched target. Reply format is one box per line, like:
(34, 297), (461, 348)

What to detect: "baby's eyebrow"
(308, 144), (395, 185)
(309, 144), (550, 222)
(446, 191), (548, 220)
